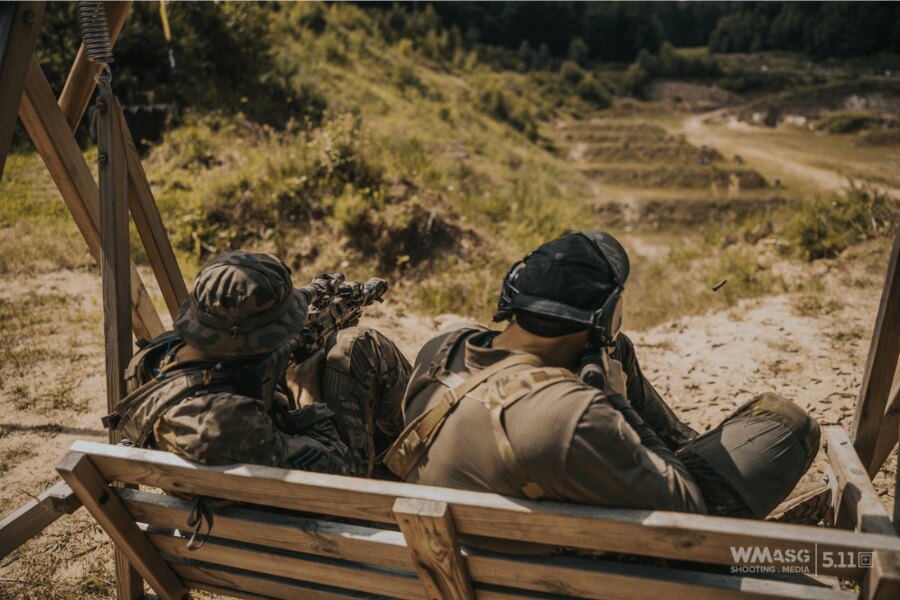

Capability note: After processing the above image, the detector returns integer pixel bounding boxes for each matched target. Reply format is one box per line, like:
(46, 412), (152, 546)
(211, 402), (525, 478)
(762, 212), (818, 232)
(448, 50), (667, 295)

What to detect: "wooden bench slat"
(150, 531), (423, 600)
(120, 488), (848, 600)
(466, 551), (855, 600)
(73, 441), (900, 579)
(171, 563), (372, 600)
(119, 488), (413, 571)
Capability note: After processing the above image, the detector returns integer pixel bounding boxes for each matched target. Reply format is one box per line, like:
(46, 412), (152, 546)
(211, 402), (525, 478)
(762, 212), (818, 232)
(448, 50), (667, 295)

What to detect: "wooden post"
(18, 57), (164, 340)
(852, 225), (900, 475)
(97, 87), (143, 600)
(0, 1), (44, 180)
(394, 497), (475, 600)
(58, 1), (131, 131)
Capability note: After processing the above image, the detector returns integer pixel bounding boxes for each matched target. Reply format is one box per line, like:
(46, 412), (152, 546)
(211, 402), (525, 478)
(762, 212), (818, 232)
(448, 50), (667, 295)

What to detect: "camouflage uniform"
(111, 251), (410, 477)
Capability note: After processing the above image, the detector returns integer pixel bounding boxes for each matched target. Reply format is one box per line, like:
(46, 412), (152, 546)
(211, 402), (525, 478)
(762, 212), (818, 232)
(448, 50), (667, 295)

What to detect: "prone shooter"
(105, 250), (411, 478)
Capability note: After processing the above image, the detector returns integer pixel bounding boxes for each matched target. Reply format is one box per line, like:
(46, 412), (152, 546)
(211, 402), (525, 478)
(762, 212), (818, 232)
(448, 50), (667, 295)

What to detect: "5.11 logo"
(729, 546), (874, 574)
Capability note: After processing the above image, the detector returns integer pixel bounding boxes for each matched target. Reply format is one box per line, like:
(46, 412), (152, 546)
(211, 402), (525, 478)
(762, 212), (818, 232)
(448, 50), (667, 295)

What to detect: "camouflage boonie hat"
(174, 250), (308, 357)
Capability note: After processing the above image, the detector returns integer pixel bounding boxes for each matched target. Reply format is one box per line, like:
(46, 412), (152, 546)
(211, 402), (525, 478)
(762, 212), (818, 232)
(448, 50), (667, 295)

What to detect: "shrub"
(391, 63), (427, 94)
(559, 60), (585, 85)
(576, 75), (612, 108)
(784, 184), (899, 259)
(476, 82), (539, 140)
(622, 44), (721, 96)
(817, 112), (882, 134)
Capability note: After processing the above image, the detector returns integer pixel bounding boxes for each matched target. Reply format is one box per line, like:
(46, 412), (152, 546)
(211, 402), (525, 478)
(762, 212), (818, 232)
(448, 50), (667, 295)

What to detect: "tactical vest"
(384, 328), (578, 499)
(104, 332), (236, 449)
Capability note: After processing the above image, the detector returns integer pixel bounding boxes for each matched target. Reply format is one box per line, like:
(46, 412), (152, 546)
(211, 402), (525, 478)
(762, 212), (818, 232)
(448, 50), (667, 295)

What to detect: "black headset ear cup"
(496, 259), (525, 317)
(589, 288), (622, 347)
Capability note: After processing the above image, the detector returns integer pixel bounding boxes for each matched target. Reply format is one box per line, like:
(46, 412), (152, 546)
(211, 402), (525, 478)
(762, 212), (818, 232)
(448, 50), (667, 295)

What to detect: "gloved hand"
(579, 349), (627, 398)
(286, 350), (325, 408)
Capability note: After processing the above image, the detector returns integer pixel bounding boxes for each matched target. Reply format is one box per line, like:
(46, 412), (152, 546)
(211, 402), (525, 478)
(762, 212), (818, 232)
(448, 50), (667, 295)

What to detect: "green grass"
(816, 111), (882, 134)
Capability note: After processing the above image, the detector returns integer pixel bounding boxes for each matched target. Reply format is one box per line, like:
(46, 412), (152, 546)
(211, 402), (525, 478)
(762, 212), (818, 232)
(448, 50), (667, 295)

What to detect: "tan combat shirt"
(402, 328), (707, 513)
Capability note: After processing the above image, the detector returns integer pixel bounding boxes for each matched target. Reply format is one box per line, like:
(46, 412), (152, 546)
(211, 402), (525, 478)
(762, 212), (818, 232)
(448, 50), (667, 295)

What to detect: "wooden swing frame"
(0, 3), (898, 598)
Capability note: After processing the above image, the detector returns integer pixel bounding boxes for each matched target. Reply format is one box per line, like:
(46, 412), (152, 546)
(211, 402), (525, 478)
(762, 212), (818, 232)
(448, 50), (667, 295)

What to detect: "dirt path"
(679, 111), (900, 196)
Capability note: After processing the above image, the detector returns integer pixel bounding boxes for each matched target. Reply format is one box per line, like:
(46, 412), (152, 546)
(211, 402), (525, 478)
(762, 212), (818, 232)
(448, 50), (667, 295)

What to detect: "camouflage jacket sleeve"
(558, 386), (708, 514)
(152, 391), (351, 475)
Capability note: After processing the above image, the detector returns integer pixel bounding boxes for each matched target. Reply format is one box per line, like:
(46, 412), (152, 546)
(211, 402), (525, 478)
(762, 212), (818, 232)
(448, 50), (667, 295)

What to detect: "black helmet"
(493, 230), (630, 346)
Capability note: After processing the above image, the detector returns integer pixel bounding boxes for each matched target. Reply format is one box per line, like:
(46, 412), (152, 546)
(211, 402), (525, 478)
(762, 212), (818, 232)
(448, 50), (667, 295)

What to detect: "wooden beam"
(394, 497), (474, 600)
(115, 101), (187, 318)
(0, 480), (81, 559)
(97, 93), (131, 439)
(0, 1), (44, 180)
(56, 452), (188, 600)
(896, 418), (900, 533)
(869, 374), (900, 479)
(57, 1), (131, 131)
(825, 427), (896, 535)
(97, 90), (143, 600)
(150, 532), (422, 600)
(865, 552), (900, 600)
(171, 564), (368, 600)
(853, 225), (900, 474)
(18, 57), (164, 340)
(465, 549), (856, 600)
(67, 441), (900, 580)
(118, 488), (414, 571)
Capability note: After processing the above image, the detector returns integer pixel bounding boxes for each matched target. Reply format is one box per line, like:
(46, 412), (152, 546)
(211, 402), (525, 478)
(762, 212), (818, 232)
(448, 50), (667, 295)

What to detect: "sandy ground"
(2, 265), (892, 498)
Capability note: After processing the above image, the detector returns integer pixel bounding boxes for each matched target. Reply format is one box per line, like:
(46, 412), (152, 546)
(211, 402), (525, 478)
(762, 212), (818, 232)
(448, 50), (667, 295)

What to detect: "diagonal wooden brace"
(851, 225), (900, 476)
(18, 56), (164, 340)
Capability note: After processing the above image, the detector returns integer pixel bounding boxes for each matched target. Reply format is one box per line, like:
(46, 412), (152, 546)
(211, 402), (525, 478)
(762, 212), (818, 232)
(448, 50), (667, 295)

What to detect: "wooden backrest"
(58, 441), (898, 600)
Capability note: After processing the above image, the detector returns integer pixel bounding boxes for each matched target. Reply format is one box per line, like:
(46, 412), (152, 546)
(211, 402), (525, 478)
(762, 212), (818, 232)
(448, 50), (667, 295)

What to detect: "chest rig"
(383, 328), (577, 499)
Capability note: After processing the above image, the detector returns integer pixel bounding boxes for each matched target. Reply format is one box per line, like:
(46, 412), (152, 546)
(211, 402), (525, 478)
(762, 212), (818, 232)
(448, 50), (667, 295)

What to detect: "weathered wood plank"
(852, 225), (900, 475)
(97, 93), (131, 438)
(825, 426), (895, 535)
(869, 381), (900, 481)
(466, 550), (854, 600)
(118, 488), (413, 571)
(395, 497), (474, 600)
(115, 101), (187, 318)
(150, 532), (422, 599)
(57, 0), (131, 131)
(0, 1), (44, 180)
(71, 441), (900, 579)
(896, 418), (900, 533)
(18, 57), (164, 340)
(55, 452), (187, 600)
(865, 552), (900, 600)
(0, 480), (81, 559)
(171, 563), (371, 600)
(119, 488), (849, 600)
(97, 91), (143, 600)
